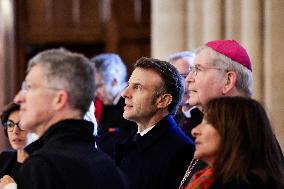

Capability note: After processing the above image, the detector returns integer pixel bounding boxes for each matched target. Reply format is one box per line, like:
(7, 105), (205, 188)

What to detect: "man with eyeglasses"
(169, 51), (203, 140)
(186, 39), (253, 111)
(179, 39), (283, 189)
(0, 49), (127, 189)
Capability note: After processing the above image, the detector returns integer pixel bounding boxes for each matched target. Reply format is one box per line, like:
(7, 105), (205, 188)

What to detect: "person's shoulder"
(18, 155), (64, 189)
(91, 148), (117, 164)
(0, 150), (16, 161)
(22, 151), (52, 166)
(166, 123), (195, 146)
(0, 150), (16, 156)
(18, 152), (56, 182)
(161, 128), (195, 159)
(0, 150), (17, 174)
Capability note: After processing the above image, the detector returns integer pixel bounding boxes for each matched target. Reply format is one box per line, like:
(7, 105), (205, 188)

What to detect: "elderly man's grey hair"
(168, 51), (196, 63)
(28, 48), (95, 116)
(196, 46), (253, 97)
(91, 53), (127, 85)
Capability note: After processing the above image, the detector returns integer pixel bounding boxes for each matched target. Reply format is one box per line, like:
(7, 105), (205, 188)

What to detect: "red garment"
(185, 167), (215, 189)
(94, 98), (103, 123)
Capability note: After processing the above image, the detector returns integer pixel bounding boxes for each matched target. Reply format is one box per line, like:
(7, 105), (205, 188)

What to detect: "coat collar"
(25, 119), (95, 154)
(129, 114), (177, 150)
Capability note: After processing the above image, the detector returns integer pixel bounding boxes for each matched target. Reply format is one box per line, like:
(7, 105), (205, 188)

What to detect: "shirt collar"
(138, 125), (155, 136)
(182, 106), (197, 118)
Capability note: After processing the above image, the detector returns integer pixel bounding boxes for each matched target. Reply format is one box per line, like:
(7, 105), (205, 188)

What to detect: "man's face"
(186, 48), (226, 109)
(14, 65), (58, 136)
(95, 73), (115, 105)
(122, 68), (163, 124)
(170, 57), (193, 106)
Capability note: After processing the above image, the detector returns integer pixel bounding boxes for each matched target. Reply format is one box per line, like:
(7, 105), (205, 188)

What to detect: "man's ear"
(222, 71), (237, 94)
(53, 90), (69, 110)
(156, 94), (172, 109)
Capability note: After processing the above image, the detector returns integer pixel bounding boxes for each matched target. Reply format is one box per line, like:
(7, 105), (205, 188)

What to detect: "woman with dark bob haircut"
(0, 102), (28, 182)
(185, 97), (284, 189)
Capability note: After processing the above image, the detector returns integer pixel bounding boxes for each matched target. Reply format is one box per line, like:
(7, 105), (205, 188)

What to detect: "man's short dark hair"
(134, 57), (184, 115)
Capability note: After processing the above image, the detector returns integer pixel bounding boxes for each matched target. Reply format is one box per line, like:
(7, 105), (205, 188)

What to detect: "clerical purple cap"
(206, 39), (252, 71)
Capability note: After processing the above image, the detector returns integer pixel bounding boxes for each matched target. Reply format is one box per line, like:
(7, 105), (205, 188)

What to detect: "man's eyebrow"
(128, 81), (142, 85)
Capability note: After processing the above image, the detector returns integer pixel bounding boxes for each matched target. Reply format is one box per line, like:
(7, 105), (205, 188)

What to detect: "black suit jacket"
(115, 115), (195, 189)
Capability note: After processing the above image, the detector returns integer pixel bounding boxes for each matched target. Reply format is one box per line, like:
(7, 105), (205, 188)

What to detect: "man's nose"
(14, 90), (24, 104)
(185, 73), (195, 84)
(121, 86), (130, 99)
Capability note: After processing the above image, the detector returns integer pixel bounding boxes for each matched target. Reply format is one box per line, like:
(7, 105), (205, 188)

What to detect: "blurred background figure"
(0, 102), (28, 182)
(91, 53), (136, 158)
(169, 51), (203, 140)
(185, 97), (284, 189)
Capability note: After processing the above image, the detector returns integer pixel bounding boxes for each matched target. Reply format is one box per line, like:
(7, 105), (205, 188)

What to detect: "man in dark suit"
(91, 53), (136, 159)
(115, 57), (195, 189)
(0, 49), (127, 189)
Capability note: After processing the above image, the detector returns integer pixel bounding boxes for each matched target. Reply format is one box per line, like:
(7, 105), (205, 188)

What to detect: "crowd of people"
(0, 39), (283, 189)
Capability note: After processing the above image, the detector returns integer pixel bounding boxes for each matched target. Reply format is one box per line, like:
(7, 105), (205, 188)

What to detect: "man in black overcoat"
(115, 57), (195, 189)
(0, 49), (127, 189)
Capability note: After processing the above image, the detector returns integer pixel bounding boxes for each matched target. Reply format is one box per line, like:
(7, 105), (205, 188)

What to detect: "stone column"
(240, 0), (262, 101)
(202, 0), (223, 42)
(151, 0), (186, 59)
(0, 0), (16, 151)
(264, 0), (284, 150)
(186, 0), (203, 50)
(224, 0), (241, 40)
